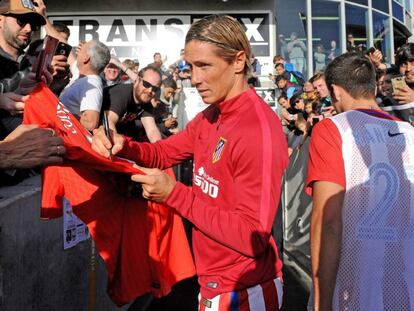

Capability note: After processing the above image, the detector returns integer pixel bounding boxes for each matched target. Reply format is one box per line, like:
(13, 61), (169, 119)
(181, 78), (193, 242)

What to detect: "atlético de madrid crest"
(212, 137), (227, 163)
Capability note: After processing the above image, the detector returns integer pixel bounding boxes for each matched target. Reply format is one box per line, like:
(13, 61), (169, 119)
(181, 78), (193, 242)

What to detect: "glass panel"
(406, 13), (412, 32)
(312, 0), (341, 72)
(393, 20), (409, 50)
(406, 0), (411, 12)
(345, 4), (369, 53)
(372, 11), (392, 64)
(347, 0), (368, 6)
(393, 1), (405, 22)
(372, 0), (389, 13)
(275, 0), (308, 77)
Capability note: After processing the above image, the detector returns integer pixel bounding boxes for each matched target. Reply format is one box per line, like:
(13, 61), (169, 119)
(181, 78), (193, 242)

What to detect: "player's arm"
(311, 181), (344, 311)
(160, 167), (284, 257)
(92, 113), (198, 166)
(306, 120), (346, 311)
(131, 120), (288, 258)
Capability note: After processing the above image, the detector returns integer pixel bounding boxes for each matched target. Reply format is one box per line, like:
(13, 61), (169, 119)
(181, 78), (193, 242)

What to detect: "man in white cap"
(0, 0), (46, 79)
(0, 0), (67, 185)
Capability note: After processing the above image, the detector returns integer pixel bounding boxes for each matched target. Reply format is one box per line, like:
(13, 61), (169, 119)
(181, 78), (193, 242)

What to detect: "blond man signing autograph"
(93, 15), (288, 310)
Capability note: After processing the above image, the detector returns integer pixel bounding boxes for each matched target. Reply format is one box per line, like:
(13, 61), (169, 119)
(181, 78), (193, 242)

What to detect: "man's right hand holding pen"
(92, 126), (125, 159)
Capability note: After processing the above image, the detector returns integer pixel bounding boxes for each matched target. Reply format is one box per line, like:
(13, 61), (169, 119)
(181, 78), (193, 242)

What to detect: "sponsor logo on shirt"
(353, 124), (414, 146)
(387, 130), (404, 137)
(194, 166), (219, 198)
(56, 102), (94, 143)
(212, 137), (227, 164)
(56, 102), (78, 135)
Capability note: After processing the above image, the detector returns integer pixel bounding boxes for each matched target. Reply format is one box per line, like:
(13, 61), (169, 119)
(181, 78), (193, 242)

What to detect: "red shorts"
(198, 277), (283, 311)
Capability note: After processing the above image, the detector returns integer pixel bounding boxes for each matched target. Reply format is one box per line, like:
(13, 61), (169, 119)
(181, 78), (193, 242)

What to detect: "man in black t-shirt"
(104, 66), (162, 142)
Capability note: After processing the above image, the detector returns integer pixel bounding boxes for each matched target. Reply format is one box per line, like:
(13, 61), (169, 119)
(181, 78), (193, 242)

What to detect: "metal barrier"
(281, 139), (312, 277)
(0, 176), (127, 310)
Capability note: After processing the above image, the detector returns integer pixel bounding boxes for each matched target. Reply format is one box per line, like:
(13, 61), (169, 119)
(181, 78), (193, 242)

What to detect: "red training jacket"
(118, 88), (289, 298)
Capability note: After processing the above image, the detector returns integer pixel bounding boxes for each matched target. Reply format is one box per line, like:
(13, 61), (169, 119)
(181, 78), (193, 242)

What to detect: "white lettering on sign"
(51, 16), (191, 67)
(255, 89), (275, 105)
(241, 18), (265, 42)
(49, 13), (273, 72)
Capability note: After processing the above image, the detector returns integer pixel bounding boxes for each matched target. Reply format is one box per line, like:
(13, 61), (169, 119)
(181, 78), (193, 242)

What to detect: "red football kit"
(118, 88), (289, 305)
(23, 83), (196, 306)
(305, 109), (414, 311)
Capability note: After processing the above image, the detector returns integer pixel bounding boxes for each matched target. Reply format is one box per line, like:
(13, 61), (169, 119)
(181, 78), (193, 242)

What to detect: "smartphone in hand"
(55, 42), (72, 57)
(391, 76), (407, 94)
(32, 35), (60, 81)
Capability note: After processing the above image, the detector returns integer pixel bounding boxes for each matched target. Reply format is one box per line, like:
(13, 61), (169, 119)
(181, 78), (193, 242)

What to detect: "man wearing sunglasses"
(0, 0), (45, 61)
(0, 1), (70, 186)
(103, 66), (162, 143)
(0, 0), (46, 139)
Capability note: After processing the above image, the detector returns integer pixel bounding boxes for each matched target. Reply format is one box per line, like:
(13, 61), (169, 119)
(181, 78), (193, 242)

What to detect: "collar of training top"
(217, 87), (255, 116)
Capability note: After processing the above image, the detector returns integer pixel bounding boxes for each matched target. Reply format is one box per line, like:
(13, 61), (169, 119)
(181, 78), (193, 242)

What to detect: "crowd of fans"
(1, 0), (413, 186)
(0, 0), (195, 186)
(1, 1), (414, 309)
(271, 40), (414, 157)
(272, 56), (335, 156)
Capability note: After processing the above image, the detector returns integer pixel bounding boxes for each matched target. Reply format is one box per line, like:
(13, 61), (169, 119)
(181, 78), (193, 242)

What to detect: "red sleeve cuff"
(165, 182), (192, 216)
(118, 135), (133, 157)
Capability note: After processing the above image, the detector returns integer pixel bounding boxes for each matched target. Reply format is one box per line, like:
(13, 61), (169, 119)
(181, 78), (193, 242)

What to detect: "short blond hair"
(185, 15), (252, 75)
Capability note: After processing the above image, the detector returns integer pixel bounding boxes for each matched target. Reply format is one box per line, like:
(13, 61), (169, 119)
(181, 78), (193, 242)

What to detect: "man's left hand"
(131, 166), (176, 202)
(393, 85), (414, 104)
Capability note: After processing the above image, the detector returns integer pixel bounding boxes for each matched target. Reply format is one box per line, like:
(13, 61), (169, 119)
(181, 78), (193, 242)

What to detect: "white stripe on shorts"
(274, 277), (283, 307)
(247, 283), (266, 310)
